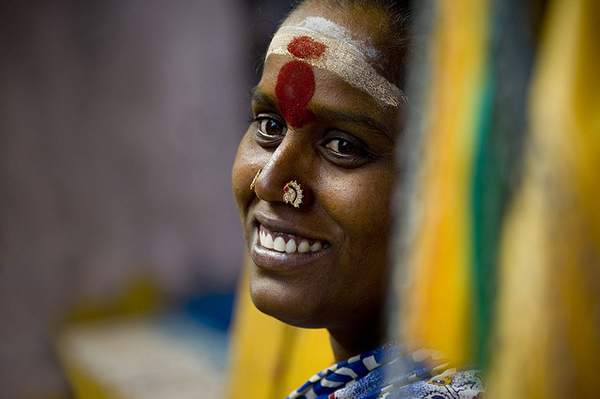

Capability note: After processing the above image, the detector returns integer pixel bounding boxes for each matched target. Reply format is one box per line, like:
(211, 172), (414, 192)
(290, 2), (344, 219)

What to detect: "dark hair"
(286, 0), (413, 88)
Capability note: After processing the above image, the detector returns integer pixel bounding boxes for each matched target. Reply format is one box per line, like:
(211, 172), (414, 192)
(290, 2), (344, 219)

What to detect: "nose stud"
(250, 169), (262, 191)
(283, 180), (303, 208)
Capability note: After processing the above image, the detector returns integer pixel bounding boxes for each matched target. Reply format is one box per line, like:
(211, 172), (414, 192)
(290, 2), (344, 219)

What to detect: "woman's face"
(232, 5), (402, 331)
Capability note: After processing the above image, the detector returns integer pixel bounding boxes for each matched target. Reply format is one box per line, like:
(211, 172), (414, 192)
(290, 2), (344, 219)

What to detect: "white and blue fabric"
(286, 342), (484, 399)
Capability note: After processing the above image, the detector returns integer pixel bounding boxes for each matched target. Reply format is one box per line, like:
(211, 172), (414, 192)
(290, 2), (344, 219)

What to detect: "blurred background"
(0, 1), (292, 398)
(2, 1), (599, 399)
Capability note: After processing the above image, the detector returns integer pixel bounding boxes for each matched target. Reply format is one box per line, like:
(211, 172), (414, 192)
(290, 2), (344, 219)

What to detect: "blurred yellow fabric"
(488, 0), (600, 397)
(398, 0), (491, 366)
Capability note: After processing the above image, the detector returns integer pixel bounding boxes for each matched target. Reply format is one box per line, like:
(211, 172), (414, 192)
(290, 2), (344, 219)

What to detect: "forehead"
(265, 15), (404, 108)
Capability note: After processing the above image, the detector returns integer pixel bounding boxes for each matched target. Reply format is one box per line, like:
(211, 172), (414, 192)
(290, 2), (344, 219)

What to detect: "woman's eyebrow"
(250, 89), (277, 108)
(309, 104), (395, 143)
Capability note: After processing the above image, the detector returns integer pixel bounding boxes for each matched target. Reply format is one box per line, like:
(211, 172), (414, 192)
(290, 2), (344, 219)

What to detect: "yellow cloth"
(488, 0), (600, 398)
(398, 0), (491, 366)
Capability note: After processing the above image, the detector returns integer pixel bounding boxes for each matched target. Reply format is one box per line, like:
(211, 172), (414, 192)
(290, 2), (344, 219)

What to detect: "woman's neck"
(327, 317), (387, 363)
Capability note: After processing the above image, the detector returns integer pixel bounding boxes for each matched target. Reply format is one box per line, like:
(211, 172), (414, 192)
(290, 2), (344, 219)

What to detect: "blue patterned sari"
(286, 342), (484, 399)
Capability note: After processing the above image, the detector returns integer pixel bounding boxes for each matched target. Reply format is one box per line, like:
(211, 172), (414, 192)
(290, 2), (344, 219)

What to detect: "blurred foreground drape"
(488, 0), (600, 397)
(394, 1), (600, 398)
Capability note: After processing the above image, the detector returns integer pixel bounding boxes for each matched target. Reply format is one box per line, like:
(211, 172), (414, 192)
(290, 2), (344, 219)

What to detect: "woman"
(232, 0), (484, 397)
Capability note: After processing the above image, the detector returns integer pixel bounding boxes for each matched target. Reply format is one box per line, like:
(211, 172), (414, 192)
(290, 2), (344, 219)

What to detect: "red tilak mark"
(275, 60), (316, 128)
(287, 36), (327, 59)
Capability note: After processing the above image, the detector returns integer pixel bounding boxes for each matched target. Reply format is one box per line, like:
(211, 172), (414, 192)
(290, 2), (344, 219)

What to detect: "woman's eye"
(257, 117), (285, 137)
(320, 135), (375, 168)
(324, 138), (361, 156)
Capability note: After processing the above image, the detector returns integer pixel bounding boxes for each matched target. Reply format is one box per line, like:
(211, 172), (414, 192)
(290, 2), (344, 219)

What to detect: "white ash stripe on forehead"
(266, 19), (405, 107)
(295, 16), (380, 60)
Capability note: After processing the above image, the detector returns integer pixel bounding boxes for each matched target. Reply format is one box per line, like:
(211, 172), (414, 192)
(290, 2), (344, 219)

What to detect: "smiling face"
(232, 2), (404, 354)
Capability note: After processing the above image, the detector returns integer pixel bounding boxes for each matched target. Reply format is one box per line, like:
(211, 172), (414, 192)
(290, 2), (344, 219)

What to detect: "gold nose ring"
(283, 180), (303, 208)
(250, 169), (262, 191)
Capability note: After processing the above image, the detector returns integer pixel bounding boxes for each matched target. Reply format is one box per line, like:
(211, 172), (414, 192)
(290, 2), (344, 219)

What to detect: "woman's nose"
(253, 136), (314, 207)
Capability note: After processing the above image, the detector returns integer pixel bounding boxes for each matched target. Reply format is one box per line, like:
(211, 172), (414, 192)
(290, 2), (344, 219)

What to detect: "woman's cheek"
(232, 134), (259, 215)
(323, 169), (395, 235)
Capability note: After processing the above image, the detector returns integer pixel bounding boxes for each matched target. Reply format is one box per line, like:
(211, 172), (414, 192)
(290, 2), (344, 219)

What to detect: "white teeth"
(298, 241), (311, 253)
(259, 231), (265, 246)
(259, 227), (326, 254)
(274, 236), (286, 252)
(264, 233), (274, 249)
(285, 240), (297, 254)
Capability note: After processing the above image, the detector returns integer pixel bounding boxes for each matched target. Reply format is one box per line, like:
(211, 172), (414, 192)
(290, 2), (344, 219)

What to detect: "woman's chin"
(249, 276), (327, 329)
